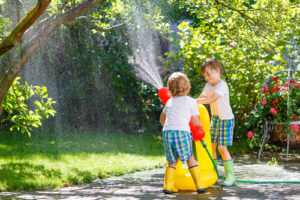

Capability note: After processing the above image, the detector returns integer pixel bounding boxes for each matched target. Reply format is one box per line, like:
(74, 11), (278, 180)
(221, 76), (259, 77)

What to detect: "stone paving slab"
(1, 161), (300, 200)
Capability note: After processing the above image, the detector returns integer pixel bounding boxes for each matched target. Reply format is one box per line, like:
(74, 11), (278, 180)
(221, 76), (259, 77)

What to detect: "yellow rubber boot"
(188, 165), (208, 193)
(163, 167), (178, 194)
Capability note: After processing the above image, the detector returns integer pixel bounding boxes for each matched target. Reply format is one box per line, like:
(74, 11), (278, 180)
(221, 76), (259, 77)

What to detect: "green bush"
(2, 77), (56, 136)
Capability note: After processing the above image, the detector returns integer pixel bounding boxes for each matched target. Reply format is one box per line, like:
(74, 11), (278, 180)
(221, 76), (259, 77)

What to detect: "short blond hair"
(167, 72), (191, 96)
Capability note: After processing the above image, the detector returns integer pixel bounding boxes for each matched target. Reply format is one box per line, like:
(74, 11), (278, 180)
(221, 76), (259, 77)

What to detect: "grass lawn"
(0, 130), (165, 191)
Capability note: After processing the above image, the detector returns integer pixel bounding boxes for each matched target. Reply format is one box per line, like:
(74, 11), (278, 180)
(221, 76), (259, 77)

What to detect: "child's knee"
(168, 159), (178, 168)
(217, 145), (228, 153)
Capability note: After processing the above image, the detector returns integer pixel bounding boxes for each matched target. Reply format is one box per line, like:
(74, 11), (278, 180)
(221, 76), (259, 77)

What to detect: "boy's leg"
(162, 130), (178, 194)
(217, 117), (235, 186)
(187, 156), (208, 193)
(218, 146), (235, 186)
(210, 116), (219, 170)
(218, 146), (232, 160)
(212, 143), (218, 159)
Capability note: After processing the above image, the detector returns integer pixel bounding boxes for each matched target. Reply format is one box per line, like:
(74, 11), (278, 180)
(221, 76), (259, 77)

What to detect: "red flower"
(290, 79), (296, 85)
(275, 106), (278, 110)
(262, 86), (269, 92)
(291, 125), (299, 131)
(279, 97), (282, 101)
(272, 101), (276, 105)
(272, 77), (278, 82)
(247, 131), (254, 138)
(262, 100), (267, 105)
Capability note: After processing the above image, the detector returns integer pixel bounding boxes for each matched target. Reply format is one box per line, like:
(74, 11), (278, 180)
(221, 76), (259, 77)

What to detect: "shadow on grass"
(0, 130), (164, 160)
(0, 162), (62, 191)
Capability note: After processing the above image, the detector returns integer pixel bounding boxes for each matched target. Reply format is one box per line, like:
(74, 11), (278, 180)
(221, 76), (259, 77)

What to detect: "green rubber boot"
(222, 159), (235, 186)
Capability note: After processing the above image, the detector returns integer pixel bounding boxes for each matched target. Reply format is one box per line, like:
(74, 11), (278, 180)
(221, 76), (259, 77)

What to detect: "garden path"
(1, 154), (300, 200)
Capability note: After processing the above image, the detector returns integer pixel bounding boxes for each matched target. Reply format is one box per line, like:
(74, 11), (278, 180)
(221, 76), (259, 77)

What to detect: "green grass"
(0, 130), (165, 191)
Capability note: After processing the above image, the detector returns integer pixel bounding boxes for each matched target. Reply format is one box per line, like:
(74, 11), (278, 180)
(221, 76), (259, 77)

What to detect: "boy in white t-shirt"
(196, 58), (235, 187)
(160, 72), (207, 194)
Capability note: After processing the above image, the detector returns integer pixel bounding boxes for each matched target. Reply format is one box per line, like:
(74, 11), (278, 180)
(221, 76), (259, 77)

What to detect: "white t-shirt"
(201, 80), (234, 119)
(163, 96), (199, 132)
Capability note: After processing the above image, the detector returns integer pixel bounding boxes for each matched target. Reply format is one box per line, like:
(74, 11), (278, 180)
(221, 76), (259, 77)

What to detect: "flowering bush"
(247, 75), (300, 137)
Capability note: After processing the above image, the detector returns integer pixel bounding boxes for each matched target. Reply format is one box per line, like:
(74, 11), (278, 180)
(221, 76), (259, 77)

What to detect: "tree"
(0, 0), (109, 116)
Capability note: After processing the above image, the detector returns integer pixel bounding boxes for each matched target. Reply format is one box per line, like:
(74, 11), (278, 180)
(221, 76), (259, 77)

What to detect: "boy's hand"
(192, 126), (205, 141)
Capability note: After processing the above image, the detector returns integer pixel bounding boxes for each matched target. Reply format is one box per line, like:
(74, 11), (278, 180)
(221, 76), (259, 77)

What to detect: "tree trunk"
(0, 0), (104, 115)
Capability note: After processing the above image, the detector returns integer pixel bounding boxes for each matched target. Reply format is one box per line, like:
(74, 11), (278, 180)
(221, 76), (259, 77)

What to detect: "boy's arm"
(160, 112), (166, 125)
(192, 115), (201, 127)
(196, 92), (220, 104)
(198, 94), (206, 98)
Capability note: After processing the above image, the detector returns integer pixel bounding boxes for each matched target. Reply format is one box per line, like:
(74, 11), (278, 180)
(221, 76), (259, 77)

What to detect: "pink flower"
(138, 129), (144, 133)
(146, 99), (151, 104)
(270, 108), (277, 114)
(247, 131), (254, 138)
(291, 125), (299, 131)
(262, 100), (267, 105)
(280, 87), (287, 91)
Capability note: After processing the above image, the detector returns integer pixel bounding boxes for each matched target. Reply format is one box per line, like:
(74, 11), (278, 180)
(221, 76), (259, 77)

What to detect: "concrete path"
(1, 156), (300, 200)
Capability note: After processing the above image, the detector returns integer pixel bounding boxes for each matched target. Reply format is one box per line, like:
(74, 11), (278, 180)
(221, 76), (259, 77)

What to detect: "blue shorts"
(210, 116), (234, 146)
(163, 130), (193, 163)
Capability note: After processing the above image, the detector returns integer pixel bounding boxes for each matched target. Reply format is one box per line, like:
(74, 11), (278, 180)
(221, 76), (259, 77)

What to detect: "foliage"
(0, 130), (164, 191)
(0, 0), (174, 133)
(0, 14), (11, 41)
(160, 0), (299, 139)
(247, 73), (300, 137)
(267, 157), (278, 166)
(2, 77), (56, 136)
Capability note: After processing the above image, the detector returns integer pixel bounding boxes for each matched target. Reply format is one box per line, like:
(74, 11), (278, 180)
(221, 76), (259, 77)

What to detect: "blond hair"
(167, 72), (191, 96)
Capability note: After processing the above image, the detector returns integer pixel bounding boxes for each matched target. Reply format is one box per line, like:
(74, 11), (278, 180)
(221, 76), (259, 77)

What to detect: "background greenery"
(0, 0), (299, 192)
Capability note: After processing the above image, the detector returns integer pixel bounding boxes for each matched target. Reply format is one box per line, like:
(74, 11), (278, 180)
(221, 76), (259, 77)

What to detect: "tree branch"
(0, 0), (105, 115)
(0, 0), (51, 56)
(68, 16), (127, 32)
(214, 0), (273, 33)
